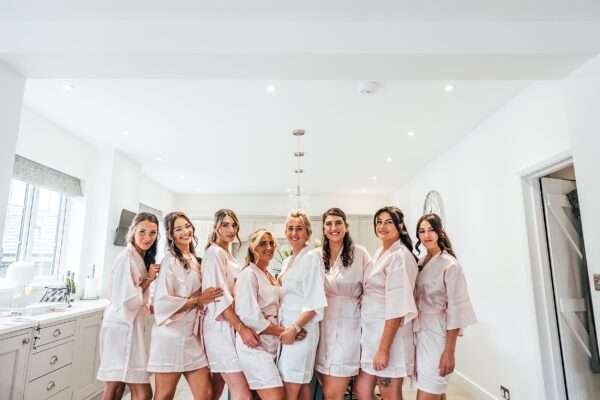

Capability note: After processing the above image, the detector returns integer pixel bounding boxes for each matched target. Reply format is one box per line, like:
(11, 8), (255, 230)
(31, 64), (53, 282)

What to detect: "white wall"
(394, 81), (572, 399)
(176, 192), (392, 218)
(0, 63), (25, 249)
(564, 53), (600, 354)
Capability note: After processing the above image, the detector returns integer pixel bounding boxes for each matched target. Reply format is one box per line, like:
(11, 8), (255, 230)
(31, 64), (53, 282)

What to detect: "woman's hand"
(438, 349), (455, 376)
(280, 327), (298, 345)
(196, 287), (224, 305)
(373, 348), (389, 371)
(238, 324), (260, 348)
(147, 264), (160, 281)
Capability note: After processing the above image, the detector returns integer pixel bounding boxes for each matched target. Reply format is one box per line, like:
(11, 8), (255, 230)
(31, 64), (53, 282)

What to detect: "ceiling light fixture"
(358, 81), (380, 95)
(266, 84), (276, 94)
(179, 175), (185, 180)
(407, 131), (415, 137)
(62, 84), (74, 92)
(155, 156), (163, 162)
(122, 130), (129, 137)
(444, 83), (454, 92)
(292, 129), (306, 208)
(386, 156), (393, 163)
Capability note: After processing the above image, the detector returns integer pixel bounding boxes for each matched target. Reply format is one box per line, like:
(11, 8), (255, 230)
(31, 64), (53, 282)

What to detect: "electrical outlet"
(500, 385), (511, 400)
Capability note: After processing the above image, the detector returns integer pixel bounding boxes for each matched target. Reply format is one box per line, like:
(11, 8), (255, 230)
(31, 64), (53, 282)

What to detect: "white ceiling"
(5, 1), (600, 195)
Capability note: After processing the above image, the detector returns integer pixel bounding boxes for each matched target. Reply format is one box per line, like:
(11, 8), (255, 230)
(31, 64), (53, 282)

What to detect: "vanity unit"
(0, 300), (108, 400)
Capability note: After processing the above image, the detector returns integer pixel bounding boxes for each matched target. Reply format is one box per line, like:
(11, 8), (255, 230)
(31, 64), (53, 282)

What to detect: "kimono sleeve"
(444, 262), (477, 332)
(300, 252), (328, 322)
(384, 253), (417, 323)
(235, 269), (269, 334)
(202, 246), (234, 321)
(111, 251), (146, 322)
(153, 257), (188, 326)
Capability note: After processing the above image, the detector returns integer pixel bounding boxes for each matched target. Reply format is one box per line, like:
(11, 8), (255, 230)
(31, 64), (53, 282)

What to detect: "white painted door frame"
(520, 152), (573, 400)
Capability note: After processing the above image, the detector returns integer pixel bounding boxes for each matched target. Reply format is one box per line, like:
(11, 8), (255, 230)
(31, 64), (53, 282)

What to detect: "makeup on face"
(323, 215), (347, 243)
(253, 233), (275, 264)
(134, 221), (158, 251)
(418, 220), (439, 252)
(286, 217), (309, 248)
(217, 215), (239, 243)
(173, 217), (194, 248)
(374, 212), (399, 242)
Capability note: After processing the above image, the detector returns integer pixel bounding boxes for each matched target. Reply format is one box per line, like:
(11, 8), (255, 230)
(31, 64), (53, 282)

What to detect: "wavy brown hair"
(415, 213), (456, 258)
(321, 208), (354, 271)
(373, 206), (417, 261)
(164, 211), (198, 270)
(206, 209), (242, 250)
(126, 212), (159, 269)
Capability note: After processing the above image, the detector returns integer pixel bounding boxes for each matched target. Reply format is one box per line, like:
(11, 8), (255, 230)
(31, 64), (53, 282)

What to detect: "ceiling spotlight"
(444, 83), (454, 92)
(266, 84), (276, 94)
(122, 130), (129, 137)
(407, 131), (415, 137)
(386, 156), (393, 163)
(294, 169), (304, 174)
(62, 84), (74, 92)
(358, 81), (380, 95)
(371, 175), (377, 181)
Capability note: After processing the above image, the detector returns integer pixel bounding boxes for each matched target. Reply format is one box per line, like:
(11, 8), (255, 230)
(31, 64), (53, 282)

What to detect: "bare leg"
(320, 374), (352, 400)
(211, 373), (226, 400)
(416, 390), (443, 400)
(300, 383), (312, 400)
(221, 371), (252, 400)
(377, 377), (403, 400)
(355, 371), (377, 400)
(284, 382), (302, 400)
(184, 367), (213, 400)
(128, 383), (153, 400)
(102, 382), (126, 400)
(154, 372), (182, 400)
(255, 386), (285, 400)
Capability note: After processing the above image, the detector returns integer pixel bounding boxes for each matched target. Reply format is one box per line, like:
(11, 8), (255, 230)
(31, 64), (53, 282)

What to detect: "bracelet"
(291, 322), (301, 333)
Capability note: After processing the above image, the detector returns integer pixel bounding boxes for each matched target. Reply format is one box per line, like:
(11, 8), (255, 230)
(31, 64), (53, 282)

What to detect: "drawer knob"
(50, 355), (59, 365)
(52, 328), (62, 337)
(22, 337), (30, 345)
(46, 380), (56, 391)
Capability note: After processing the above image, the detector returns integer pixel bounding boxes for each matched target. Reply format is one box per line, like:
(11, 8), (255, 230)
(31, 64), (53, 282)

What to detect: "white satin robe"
(97, 245), (150, 383)
(202, 244), (242, 373)
(316, 245), (370, 377)
(361, 240), (418, 378)
(235, 263), (283, 389)
(147, 253), (207, 373)
(277, 246), (328, 384)
(414, 251), (477, 394)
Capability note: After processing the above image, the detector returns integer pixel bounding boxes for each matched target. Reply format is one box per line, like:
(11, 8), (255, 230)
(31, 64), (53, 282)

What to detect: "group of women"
(97, 205), (476, 400)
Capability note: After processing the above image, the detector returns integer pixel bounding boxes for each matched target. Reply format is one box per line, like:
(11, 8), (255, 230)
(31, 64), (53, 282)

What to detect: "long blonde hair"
(244, 229), (278, 267)
(206, 208), (242, 249)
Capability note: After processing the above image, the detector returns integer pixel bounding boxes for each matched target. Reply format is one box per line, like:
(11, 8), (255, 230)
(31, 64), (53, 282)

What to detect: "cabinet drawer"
(36, 320), (76, 348)
(25, 364), (72, 400)
(29, 339), (75, 380)
(48, 388), (72, 400)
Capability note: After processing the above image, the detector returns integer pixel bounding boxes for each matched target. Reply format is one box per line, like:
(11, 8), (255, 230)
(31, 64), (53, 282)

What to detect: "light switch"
(594, 274), (600, 291)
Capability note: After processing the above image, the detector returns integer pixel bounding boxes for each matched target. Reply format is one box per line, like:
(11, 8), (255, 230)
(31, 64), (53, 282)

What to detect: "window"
(1, 179), (69, 278)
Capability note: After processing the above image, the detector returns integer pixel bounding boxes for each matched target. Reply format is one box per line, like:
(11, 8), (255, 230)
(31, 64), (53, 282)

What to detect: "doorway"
(529, 162), (600, 399)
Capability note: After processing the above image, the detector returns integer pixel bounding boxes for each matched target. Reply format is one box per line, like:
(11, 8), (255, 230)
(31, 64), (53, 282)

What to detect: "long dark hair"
(373, 206), (417, 261)
(321, 208), (354, 271)
(127, 212), (159, 270)
(164, 211), (198, 270)
(206, 209), (242, 250)
(415, 213), (456, 258)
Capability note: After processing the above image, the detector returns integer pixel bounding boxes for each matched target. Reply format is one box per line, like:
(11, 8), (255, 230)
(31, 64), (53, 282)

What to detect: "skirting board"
(453, 369), (500, 400)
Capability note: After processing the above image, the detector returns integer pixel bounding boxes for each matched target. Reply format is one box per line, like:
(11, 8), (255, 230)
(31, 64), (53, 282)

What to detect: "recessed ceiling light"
(386, 156), (393, 163)
(361, 187), (367, 193)
(179, 175), (185, 180)
(122, 130), (129, 137)
(371, 175), (377, 181)
(266, 84), (276, 94)
(62, 84), (74, 92)
(155, 156), (163, 162)
(444, 83), (454, 92)
(407, 131), (415, 137)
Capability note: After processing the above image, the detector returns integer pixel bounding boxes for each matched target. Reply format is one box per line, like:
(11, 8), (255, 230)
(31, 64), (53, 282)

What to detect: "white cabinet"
(71, 312), (103, 400)
(0, 330), (33, 400)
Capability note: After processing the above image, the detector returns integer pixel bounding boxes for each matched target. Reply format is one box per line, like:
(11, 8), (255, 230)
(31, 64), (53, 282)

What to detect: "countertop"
(0, 298), (108, 337)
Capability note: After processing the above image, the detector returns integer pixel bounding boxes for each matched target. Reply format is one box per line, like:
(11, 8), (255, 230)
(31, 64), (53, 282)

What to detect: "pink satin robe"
(235, 263), (283, 389)
(361, 240), (418, 378)
(414, 251), (477, 394)
(316, 245), (370, 377)
(147, 253), (207, 372)
(97, 245), (150, 383)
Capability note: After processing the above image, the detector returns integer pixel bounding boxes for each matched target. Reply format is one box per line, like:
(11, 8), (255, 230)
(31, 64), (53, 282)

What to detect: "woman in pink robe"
(147, 211), (224, 400)
(315, 208), (370, 400)
(356, 206), (418, 400)
(98, 212), (160, 400)
(414, 214), (476, 399)
(235, 229), (285, 400)
(202, 209), (259, 400)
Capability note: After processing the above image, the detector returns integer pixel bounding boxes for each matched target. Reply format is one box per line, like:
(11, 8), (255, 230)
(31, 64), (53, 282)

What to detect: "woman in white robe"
(147, 211), (224, 400)
(315, 208), (370, 400)
(414, 214), (476, 399)
(97, 212), (160, 400)
(202, 209), (259, 400)
(235, 229), (286, 400)
(278, 209), (328, 400)
(356, 206), (419, 400)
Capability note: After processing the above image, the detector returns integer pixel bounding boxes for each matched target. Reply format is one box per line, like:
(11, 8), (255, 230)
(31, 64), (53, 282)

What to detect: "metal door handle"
(49, 355), (59, 365)
(46, 380), (55, 391)
(52, 328), (61, 337)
